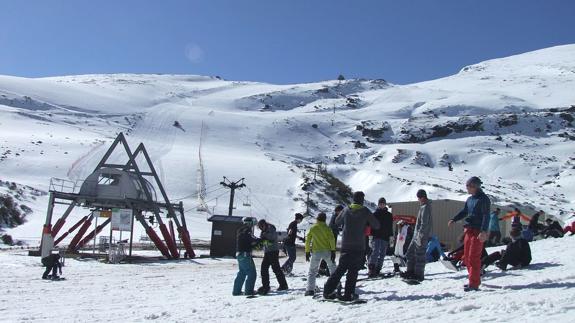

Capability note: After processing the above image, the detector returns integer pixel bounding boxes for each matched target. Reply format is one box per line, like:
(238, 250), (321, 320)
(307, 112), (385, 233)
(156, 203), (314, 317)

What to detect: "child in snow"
(256, 219), (288, 295)
(542, 219), (564, 238)
(401, 189), (432, 282)
(487, 208), (502, 246)
(233, 217), (260, 296)
(41, 253), (63, 280)
(448, 176), (491, 292)
(323, 191), (379, 301)
(304, 212), (336, 296)
(482, 227), (531, 271)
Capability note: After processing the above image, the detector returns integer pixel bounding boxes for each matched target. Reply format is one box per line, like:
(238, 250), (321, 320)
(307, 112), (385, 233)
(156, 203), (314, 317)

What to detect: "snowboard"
(401, 278), (420, 285)
(313, 295), (367, 305)
(357, 272), (396, 282)
(43, 276), (66, 281)
(440, 259), (460, 272)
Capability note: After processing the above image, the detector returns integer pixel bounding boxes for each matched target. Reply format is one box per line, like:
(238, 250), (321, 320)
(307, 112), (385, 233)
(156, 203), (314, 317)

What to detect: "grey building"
(388, 199), (534, 250)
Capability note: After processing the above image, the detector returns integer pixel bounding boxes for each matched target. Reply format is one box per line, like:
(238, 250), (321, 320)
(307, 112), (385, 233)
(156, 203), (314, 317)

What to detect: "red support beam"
(146, 227), (171, 258)
(158, 223), (179, 259)
(54, 216), (88, 246)
(67, 215), (93, 252)
(178, 227), (195, 258)
(75, 218), (111, 251)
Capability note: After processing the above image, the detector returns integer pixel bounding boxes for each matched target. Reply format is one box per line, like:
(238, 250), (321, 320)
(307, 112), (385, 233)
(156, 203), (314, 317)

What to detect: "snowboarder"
(400, 189), (432, 283)
(41, 252), (63, 280)
(368, 197), (393, 277)
(281, 213), (305, 274)
(528, 210), (544, 236)
(304, 212), (336, 296)
(323, 191), (379, 301)
(512, 208), (522, 229)
(256, 219), (288, 295)
(482, 227), (531, 271)
(542, 219), (564, 238)
(425, 235), (445, 263)
(448, 176), (491, 292)
(488, 208), (502, 246)
(233, 217), (260, 296)
(319, 205), (344, 277)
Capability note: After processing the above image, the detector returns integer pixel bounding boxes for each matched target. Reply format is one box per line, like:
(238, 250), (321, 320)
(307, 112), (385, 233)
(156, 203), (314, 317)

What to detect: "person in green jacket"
(305, 212), (337, 296)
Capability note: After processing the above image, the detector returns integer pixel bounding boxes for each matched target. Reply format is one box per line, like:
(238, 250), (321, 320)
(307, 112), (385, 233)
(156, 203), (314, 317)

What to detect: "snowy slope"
(1, 45), (575, 244)
(1, 235), (574, 322)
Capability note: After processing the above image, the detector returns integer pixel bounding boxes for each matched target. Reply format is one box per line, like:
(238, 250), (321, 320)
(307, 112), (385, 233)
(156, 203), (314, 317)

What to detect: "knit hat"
(295, 213), (304, 220)
(378, 197), (387, 204)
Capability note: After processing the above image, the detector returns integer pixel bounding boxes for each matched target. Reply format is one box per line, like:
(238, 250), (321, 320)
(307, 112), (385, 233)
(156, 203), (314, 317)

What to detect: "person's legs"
(245, 256), (257, 295)
(466, 229), (484, 288)
(307, 251), (323, 292)
(481, 251), (501, 267)
(377, 240), (389, 272)
(324, 253), (351, 297)
(282, 245), (296, 273)
(413, 244), (427, 280)
(260, 253), (271, 289)
(233, 255), (249, 295)
(269, 251), (288, 288)
(343, 252), (363, 298)
(405, 242), (416, 274)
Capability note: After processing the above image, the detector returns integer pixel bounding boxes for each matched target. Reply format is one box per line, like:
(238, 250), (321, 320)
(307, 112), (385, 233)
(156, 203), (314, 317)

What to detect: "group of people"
(232, 175), (553, 299)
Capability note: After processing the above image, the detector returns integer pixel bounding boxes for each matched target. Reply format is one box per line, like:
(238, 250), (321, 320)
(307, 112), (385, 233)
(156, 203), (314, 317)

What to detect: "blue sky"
(0, 0), (574, 84)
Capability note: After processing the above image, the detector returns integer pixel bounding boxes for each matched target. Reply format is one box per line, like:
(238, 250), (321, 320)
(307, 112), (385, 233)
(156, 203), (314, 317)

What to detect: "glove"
(305, 252), (311, 262)
(331, 251), (336, 263)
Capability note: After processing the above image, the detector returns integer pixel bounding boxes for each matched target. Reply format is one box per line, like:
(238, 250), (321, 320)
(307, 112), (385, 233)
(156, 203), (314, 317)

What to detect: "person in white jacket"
(401, 189), (432, 282)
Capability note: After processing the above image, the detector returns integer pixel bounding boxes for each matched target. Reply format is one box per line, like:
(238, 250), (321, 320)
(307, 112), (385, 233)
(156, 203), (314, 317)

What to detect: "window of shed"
(98, 174), (121, 186)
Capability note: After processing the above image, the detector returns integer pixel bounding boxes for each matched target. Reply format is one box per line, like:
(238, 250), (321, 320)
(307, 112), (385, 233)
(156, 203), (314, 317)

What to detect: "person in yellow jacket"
(305, 212), (337, 296)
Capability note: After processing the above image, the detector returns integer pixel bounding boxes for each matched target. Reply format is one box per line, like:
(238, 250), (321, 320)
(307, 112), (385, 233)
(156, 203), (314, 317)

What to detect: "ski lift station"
(36, 133), (195, 262)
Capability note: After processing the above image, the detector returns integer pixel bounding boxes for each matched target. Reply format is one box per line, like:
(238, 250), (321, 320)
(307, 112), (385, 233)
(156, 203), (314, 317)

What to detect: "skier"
(368, 197), (393, 277)
(425, 235), (445, 263)
(281, 213), (305, 274)
(488, 208), (502, 246)
(400, 189), (432, 283)
(448, 176), (491, 292)
(304, 212), (336, 296)
(233, 217), (260, 296)
(323, 191), (379, 301)
(256, 219), (288, 295)
(41, 252), (63, 280)
(482, 227), (531, 271)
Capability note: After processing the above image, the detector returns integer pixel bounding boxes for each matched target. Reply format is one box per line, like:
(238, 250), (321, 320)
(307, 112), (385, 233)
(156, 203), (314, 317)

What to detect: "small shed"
(207, 215), (244, 258)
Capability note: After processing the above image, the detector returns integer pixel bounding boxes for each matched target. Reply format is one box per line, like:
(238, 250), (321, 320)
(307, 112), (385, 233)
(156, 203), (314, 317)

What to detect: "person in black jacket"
(41, 253), (62, 280)
(542, 219), (565, 238)
(281, 213), (304, 274)
(368, 197), (394, 277)
(482, 227), (531, 271)
(257, 219), (288, 295)
(233, 217), (260, 296)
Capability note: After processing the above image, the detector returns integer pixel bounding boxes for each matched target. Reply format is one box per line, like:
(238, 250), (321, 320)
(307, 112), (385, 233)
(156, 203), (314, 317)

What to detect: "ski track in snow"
(1, 236), (574, 322)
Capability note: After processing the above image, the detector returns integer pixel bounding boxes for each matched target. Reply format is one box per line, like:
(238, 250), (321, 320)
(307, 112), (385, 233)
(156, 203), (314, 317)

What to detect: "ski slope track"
(1, 45), (575, 244)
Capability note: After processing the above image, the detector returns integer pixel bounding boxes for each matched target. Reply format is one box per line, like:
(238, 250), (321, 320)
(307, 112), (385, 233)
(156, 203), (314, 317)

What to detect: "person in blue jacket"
(448, 176), (491, 292)
(426, 235), (446, 262)
(488, 208), (502, 246)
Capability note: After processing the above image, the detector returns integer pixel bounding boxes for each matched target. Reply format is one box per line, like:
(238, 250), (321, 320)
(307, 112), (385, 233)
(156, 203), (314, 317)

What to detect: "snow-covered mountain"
(1, 44), (574, 243)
